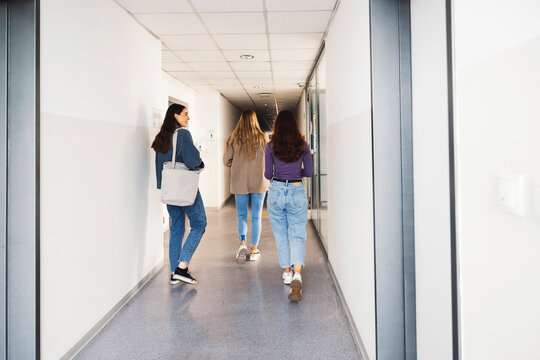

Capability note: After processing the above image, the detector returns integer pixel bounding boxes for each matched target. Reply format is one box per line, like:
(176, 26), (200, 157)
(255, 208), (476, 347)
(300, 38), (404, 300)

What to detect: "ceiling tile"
(240, 78), (274, 86)
(235, 71), (272, 79)
(174, 50), (225, 62)
(160, 35), (217, 50)
(197, 71), (236, 79)
(273, 82), (303, 90)
(222, 50), (270, 62)
(134, 14), (206, 35)
(191, 85), (216, 90)
(200, 13), (266, 34)
(244, 85), (274, 92)
(162, 62), (191, 71)
(269, 33), (323, 49)
(206, 78), (241, 85)
(179, 79), (211, 85)
(219, 90), (248, 97)
(213, 34), (268, 49)
(192, 0), (263, 12)
(168, 71), (202, 80)
(271, 61), (313, 71)
(266, 0), (336, 11)
(267, 12), (332, 33)
(213, 84), (246, 90)
(162, 50), (180, 62)
(187, 62), (231, 71)
(273, 70), (309, 79)
(231, 62), (271, 71)
(271, 48), (318, 61)
(116, 0), (193, 13)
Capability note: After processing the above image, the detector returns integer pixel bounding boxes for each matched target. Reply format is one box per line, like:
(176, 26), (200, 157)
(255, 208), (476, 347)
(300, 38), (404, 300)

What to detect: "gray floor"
(75, 201), (360, 360)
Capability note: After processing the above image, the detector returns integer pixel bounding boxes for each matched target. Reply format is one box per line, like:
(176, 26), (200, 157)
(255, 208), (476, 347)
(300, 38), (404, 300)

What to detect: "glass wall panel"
(317, 53), (327, 243)
(306, 50), (327, 247)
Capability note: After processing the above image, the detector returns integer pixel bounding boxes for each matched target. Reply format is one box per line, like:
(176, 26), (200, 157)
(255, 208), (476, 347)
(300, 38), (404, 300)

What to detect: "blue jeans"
(267, 181), (308, 268)
(235, 192), (266, 247)
(166, 190), (207, 272)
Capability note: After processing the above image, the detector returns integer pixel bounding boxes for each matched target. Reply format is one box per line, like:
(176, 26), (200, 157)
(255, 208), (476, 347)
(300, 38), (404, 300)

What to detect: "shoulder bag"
(161, 129), (202, 206)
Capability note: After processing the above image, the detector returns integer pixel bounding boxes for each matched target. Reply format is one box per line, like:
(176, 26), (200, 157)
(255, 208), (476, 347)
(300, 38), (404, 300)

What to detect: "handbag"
(160, 129), (202, 206)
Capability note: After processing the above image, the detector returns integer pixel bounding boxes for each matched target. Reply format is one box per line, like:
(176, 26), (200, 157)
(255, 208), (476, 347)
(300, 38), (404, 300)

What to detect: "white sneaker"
(235, 242), (248, 264)
(282, 271), (293, 285)
(291, 272), (302, 290)
(249, 249), (261, 261)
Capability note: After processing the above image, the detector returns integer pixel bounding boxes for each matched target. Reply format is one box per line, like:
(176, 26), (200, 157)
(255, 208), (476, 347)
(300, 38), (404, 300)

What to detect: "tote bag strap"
(171, 128), (180, 167)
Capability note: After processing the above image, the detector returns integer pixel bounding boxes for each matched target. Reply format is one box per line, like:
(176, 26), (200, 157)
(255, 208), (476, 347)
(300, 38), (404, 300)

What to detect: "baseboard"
(206, 194), (234, 210)
(309, 220), (370, 360)
(60, 260), (164, 360)
(326, 261), (370, 360)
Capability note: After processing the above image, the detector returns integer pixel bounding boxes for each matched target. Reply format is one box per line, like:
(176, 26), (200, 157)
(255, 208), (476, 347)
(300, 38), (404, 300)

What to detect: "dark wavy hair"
(151, 103), (185, 153)
(270, 110), (305, 163)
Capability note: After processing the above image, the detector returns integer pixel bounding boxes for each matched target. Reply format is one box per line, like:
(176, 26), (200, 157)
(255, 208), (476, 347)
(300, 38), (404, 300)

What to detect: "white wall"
(325, 0), (375, 358)
(40, 0), (164, 359)
(296, 90), (307, 136)
(410, 1), (454, 359)
(453, 1), (540, 359)
(218, 95), (239, 205)
(196, 90), (239, 208)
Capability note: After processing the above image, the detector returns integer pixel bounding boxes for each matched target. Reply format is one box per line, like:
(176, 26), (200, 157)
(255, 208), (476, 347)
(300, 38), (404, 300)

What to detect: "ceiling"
(115, 0), (338, 130)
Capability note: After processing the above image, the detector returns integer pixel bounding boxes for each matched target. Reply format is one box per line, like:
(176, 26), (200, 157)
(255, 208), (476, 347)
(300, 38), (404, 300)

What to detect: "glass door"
(316, 53), (327, 244)
(307, 75), (320, 230)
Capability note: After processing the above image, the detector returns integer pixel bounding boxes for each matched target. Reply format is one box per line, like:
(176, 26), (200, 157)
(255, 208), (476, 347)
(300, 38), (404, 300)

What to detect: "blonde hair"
(227, 109), (267, 160)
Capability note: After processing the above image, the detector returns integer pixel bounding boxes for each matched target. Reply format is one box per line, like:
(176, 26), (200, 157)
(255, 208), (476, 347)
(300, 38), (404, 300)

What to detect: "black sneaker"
(172, 267), (198, 285)
(170, 274), (180, 285)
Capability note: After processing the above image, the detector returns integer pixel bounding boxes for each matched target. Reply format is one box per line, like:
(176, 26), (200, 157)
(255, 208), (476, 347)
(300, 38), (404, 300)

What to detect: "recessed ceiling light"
(240, 54), (254, 59)
(259, 93), (271, 97)
(253, 85), (264, 89)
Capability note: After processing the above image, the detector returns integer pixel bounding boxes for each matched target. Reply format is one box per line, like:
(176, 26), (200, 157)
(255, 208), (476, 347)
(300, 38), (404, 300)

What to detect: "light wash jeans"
(267, 181), (308, 268)
(166, 190), (207, 272)
(234, 192), (266, 247)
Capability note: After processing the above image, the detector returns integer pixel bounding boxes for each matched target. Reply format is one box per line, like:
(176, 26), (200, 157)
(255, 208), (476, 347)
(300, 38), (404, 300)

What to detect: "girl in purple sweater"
(265, 110), (313, 302)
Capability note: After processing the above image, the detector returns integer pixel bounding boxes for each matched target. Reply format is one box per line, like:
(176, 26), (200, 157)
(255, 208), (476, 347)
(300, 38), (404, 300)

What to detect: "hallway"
(74, 201), (361, 359)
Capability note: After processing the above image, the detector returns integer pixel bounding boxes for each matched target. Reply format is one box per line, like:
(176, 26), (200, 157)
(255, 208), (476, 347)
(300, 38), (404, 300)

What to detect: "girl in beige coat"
(224, 109), (269, 264)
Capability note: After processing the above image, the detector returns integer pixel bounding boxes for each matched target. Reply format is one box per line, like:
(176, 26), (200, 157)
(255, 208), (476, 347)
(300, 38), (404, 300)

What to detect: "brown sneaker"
(288, 288), (302, 302)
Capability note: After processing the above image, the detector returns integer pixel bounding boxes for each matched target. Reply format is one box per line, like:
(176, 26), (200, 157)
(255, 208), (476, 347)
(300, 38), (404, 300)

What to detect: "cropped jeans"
(267, 181), (308, 268)
(234, 192), (266, 247)
(166, 190), (207, 272)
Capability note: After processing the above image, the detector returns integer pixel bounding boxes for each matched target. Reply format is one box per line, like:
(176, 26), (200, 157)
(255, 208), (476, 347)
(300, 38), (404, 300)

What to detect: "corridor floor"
(75, 201), (361, 360)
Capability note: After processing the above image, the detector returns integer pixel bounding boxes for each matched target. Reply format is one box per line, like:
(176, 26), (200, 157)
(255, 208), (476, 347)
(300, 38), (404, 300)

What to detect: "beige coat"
(223, 140), (270, 195)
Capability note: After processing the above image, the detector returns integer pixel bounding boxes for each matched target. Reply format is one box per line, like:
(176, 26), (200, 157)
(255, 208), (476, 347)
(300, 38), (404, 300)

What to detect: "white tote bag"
(161, 129), (202, 206)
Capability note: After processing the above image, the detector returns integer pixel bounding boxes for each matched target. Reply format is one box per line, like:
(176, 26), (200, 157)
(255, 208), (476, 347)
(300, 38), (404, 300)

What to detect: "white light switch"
(497, 174), (525, 215)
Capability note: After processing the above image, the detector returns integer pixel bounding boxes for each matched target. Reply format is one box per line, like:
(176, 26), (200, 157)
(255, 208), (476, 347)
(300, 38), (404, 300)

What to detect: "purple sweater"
(264, 141), (313, 180)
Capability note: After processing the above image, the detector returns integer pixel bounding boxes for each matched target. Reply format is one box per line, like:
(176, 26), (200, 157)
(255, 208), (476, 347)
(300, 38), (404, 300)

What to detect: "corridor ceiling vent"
(240, 54), (254, 59)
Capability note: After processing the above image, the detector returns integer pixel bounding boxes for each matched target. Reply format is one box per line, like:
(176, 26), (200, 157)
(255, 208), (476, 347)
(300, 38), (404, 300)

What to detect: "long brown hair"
(270, 110), (305, 163)
(151, 103), (185, 153)
(226, 109), (267, 160)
